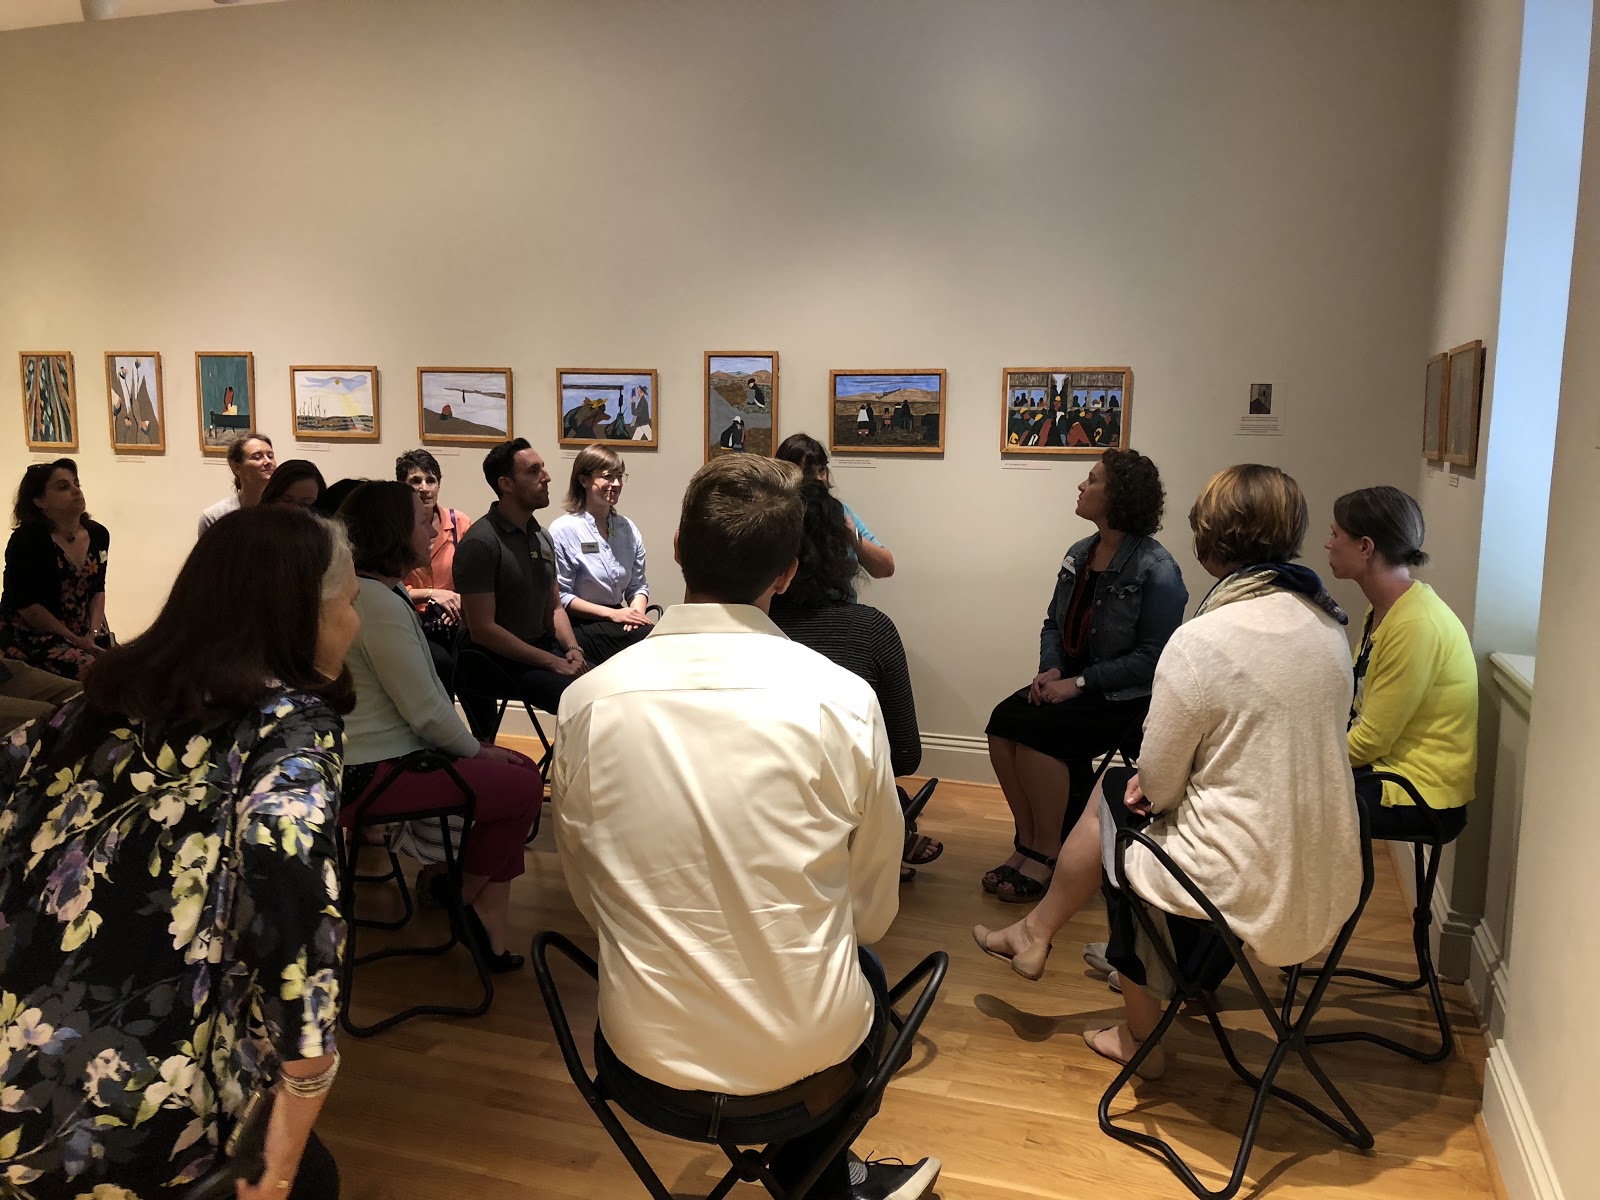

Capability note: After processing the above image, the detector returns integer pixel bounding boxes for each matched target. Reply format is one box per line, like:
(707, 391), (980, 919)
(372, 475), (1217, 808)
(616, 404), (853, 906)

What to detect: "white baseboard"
(1469, 923), (1511, 1039)
(1483, 1043), (1568, 1200)
(918, 732), (996, 785)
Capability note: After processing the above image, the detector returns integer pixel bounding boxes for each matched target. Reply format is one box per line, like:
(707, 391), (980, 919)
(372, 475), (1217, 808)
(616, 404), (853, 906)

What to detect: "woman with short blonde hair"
(548, 444), (652, 664)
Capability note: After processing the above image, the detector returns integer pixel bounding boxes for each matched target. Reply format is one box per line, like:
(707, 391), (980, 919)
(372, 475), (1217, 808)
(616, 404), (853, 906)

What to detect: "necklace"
(55, 526), (79, 545)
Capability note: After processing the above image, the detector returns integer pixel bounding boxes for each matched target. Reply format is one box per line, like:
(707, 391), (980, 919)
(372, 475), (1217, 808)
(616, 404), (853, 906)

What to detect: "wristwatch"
(1073, 675), (1088, 689)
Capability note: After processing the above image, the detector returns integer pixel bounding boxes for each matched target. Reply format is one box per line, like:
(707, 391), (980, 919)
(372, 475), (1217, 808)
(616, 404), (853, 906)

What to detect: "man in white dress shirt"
(552, 455), (939, 1200)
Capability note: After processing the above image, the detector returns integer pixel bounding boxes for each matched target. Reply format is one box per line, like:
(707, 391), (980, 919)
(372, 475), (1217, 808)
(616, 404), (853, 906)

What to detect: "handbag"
(179, 1087), (276, 1199)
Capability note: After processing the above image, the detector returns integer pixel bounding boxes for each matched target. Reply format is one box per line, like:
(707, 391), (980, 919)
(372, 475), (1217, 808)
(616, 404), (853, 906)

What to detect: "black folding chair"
(898, 777), (939, 826)
(1304, 770), (1461, 1063)
(335, 749), (493, 1037)
(449, 639), (556, 779)
(533, 931), (947, 1200)
(1098, 804), (1376, 1200)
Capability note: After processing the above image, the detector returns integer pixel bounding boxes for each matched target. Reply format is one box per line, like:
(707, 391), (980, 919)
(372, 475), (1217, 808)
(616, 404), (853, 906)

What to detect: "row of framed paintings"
(1421, 340), (1485, 466)
(17, 351), (1133, 461)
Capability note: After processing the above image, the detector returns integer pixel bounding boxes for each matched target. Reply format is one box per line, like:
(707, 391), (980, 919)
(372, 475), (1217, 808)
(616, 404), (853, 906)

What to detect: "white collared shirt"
(552, 603), (903, 1095)
(549, 509), (648, 609)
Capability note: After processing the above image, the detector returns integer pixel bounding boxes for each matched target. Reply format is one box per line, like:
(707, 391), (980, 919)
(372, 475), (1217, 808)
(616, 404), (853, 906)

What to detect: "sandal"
(903, 831), (943, 866)
(994, 845), (1056, 904)
(1083, 1024), (1166, 1080)
(982, 837), (1023, 894)
(900, 864), (916, 883)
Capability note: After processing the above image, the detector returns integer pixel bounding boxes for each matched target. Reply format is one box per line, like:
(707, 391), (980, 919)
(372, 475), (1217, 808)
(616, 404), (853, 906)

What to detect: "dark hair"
(339, 481), (424, 578)
(314, 478), (367, 517)
(13, 458), (79, 528)
(775, 433), (830, 481)
(395, 448), (443, 484)
(780, 480), (862, 609)
(1189, 464), (1309, 566)
(1101, 449), (1165, 538)
(678, 457), (804, 604)
(57, 507), (354, 763)
(226, 434), (273, 492)
(482, 437), (532, 498)
(260, 460), (327, 507)
(1333, 486), (1429, 568)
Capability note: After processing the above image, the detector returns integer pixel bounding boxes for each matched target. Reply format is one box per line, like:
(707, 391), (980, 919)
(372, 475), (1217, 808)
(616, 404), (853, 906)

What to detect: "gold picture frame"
(1002, 366), (1131, 455)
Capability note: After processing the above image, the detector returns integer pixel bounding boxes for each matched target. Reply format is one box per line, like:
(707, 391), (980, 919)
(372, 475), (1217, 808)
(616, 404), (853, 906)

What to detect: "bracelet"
(278, 1050), (340, 1099)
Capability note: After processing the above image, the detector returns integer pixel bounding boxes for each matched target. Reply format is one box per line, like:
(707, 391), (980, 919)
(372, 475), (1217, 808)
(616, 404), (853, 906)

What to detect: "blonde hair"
(565, 443), (625, 513)
(1188, 464), (1308, 567)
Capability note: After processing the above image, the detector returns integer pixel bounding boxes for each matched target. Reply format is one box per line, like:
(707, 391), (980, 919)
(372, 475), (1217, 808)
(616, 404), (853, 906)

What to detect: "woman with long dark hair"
(775, 433), (895, 585)
(1, 458), (110, 676)
(262, 459), (328, 509)
(1, 505), (357, 1197)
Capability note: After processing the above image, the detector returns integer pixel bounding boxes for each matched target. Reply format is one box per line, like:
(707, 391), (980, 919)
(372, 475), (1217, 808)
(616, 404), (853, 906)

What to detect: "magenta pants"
(358, 745), (540, 882)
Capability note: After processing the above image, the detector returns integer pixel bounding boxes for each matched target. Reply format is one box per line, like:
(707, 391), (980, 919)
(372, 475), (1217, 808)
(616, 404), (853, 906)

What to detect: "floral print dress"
(0, 523), (109, 678)
(0, 690), (345, 1199)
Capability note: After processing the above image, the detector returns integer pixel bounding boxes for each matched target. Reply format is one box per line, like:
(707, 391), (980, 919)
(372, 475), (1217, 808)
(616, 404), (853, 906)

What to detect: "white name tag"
(581, 541), (600, 553)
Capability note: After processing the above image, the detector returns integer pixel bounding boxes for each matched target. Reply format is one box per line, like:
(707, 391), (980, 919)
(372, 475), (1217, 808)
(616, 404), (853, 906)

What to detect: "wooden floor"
(320, 778), (1499, 1200)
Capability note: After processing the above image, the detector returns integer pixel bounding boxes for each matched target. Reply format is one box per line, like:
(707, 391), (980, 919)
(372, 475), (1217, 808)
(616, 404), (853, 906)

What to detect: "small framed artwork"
(1444, 341), (1485, 467)
(705, 352), (778, 461)
(1001, 367), (1131, 455)
(105, 352), (165, 453)
(19, 352), (79, 451)
(830, 371), (946, 454)
(1422, 352), (1448, 462)
(196, 352), (256, 455)
(557, 369), (658, 449)
(291, 365), (380, 441)
(418, 368), (512, 446)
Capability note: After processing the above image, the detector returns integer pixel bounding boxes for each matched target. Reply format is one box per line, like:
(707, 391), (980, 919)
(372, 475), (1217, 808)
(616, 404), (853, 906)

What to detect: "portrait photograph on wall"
(418, 367), (512, 447)
(105, 351), (164, 453)
(830, 370), (945, 453)
(1444, 340), (1486, 467)
(558, 369), (658, 448)
(704, 352), (777, 461)
(291, 365), (380, 441)
(1001, 367), (1131, 454)
(19, 351), (79, 451)
(196, 351), (255, 455)
(1423, 351), (1448, 462)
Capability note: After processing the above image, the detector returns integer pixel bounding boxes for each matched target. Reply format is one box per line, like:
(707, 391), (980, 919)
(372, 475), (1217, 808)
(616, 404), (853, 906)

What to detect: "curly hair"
(1101, 449), (1165, 538)
(779, 480), (862, 609)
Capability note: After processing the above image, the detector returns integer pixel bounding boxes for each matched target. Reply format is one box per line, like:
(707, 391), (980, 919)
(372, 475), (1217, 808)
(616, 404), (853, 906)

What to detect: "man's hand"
(1027, 668), (1063, 705)
(549, 646), (589, 677)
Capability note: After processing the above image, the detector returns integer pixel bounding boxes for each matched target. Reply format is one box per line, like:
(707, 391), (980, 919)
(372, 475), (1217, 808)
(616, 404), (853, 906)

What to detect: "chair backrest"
(1368, 769), (1456, 842)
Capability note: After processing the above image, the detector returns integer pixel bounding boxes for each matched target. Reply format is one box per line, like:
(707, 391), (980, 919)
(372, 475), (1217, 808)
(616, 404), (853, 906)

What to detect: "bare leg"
(1011, 746), (1074, 884)
(978, 787), (1104, 960)
(986, 734), (1030, 874)
(1083, 979), (1168, 1078)
(471, 881), (513, 955)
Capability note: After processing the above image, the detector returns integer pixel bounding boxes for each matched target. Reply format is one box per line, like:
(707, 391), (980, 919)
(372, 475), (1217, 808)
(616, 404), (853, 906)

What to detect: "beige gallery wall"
(0, 0), (1454, 777)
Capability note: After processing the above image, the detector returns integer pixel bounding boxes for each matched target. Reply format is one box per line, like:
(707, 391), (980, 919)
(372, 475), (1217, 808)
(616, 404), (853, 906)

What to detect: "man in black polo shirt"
(455, 438), (587, 729)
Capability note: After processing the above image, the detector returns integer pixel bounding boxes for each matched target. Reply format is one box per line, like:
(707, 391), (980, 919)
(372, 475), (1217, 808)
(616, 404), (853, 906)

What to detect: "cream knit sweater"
(1124, 589), (1362, 968)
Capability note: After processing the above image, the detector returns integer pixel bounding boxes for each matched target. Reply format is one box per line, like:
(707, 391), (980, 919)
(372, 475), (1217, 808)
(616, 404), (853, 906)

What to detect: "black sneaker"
(847, 1151), (941, 1199)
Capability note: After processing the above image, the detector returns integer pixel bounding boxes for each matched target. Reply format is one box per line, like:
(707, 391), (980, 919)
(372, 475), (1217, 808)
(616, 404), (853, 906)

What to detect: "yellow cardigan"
(1348, 582), (1477, 809)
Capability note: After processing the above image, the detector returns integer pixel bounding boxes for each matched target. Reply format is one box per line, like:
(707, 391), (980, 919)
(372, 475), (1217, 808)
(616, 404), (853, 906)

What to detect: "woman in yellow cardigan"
(1325, 486), (1477, 838)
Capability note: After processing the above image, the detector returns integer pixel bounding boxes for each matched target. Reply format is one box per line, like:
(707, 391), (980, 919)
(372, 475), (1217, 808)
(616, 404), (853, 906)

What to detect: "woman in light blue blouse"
(549, 444), (652, 664)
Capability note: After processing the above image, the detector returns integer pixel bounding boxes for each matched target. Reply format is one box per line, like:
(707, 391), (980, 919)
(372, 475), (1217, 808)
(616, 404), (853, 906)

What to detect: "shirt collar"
(487, 501), (543, 537)
(650, 603), (788, 640)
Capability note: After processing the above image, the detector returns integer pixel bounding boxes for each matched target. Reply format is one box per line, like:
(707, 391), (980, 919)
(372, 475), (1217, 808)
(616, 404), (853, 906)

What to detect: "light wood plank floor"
(320, 778), (1497, 1199)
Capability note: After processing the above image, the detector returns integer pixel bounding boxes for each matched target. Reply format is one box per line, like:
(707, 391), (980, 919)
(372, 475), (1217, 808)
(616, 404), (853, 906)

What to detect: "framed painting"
(105, 352), (165, 454)
(291, 365), (380, 441)
(1422, 352), (1447, 462)
(19, 352), (79, 451)
(1002, 367), (1131, 455)
(196, 352), (256, 455)
(705, 352), (777, 461)
(418, 368), (512, 447)
(830, 371), (946, 454)
(557, 369), (658, 449)
(1444, 341), (1485, 467)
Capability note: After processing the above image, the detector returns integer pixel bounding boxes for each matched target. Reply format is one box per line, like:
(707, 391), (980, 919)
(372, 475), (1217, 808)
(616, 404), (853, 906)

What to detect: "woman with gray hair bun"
(1325, 485), (1477, 840)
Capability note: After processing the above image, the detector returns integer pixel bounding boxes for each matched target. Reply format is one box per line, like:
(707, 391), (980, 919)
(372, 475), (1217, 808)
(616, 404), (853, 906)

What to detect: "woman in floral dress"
(1, 460), (110, 677)
(0, 506), (361, 1199)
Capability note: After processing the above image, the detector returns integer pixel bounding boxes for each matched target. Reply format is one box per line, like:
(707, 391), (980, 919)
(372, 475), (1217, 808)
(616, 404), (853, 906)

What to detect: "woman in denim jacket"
(983, 450), (1188, 901)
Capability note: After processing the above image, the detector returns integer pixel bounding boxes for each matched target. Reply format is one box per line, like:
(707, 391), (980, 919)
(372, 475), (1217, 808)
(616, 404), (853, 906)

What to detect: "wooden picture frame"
(1001, 366), (1131, 455)
(557, 369), (659, 449)
(196, 352), (256, 456)
(105, 352), (165, 454)
(829, 370), (946, 454)
(1443, 341), (1485, 467)
(291, 365), (380, 442)
(19, 352), (79, 451)
(1422, 352), (1448, 462)
(704, 352), (778, 461)
(418, 368), (513, 447)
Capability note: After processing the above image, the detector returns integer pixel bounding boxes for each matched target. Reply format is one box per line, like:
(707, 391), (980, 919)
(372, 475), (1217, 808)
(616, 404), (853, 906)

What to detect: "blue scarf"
(1197, 561), (1348, 625)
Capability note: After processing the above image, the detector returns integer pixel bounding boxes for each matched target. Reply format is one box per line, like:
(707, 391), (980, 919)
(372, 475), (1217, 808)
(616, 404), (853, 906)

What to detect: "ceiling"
(0, 0), (287, 32)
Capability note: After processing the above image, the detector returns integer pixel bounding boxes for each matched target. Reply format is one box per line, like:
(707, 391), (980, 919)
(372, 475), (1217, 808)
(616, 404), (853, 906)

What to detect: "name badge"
(581, 541), (600, 553)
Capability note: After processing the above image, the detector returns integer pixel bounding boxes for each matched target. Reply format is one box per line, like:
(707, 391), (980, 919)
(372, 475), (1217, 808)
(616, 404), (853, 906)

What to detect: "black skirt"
(986, 687), (1148, 802)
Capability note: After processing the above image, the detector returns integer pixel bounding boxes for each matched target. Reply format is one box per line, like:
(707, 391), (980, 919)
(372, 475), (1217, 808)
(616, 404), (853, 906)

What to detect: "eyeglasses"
(596, 471), (628, 483)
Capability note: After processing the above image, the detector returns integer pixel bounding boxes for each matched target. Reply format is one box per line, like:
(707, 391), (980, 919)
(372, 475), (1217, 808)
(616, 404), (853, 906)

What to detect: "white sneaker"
(1083, 942), (1113, 976)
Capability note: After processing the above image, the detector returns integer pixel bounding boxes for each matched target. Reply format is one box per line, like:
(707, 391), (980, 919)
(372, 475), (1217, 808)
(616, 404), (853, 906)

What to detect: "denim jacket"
(1038, 533), (1188, 701)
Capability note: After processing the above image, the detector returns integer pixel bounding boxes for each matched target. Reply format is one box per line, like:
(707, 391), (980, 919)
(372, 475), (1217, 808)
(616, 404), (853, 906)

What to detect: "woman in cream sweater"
(978, 465), (1362, 1078)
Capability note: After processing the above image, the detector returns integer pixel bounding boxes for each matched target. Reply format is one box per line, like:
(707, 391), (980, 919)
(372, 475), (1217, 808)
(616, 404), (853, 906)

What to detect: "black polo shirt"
(454, 502), (558, 648)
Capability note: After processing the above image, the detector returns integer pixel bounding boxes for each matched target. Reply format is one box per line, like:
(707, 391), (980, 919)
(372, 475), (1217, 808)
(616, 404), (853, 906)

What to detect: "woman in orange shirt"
(397, 449), (472, 676)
